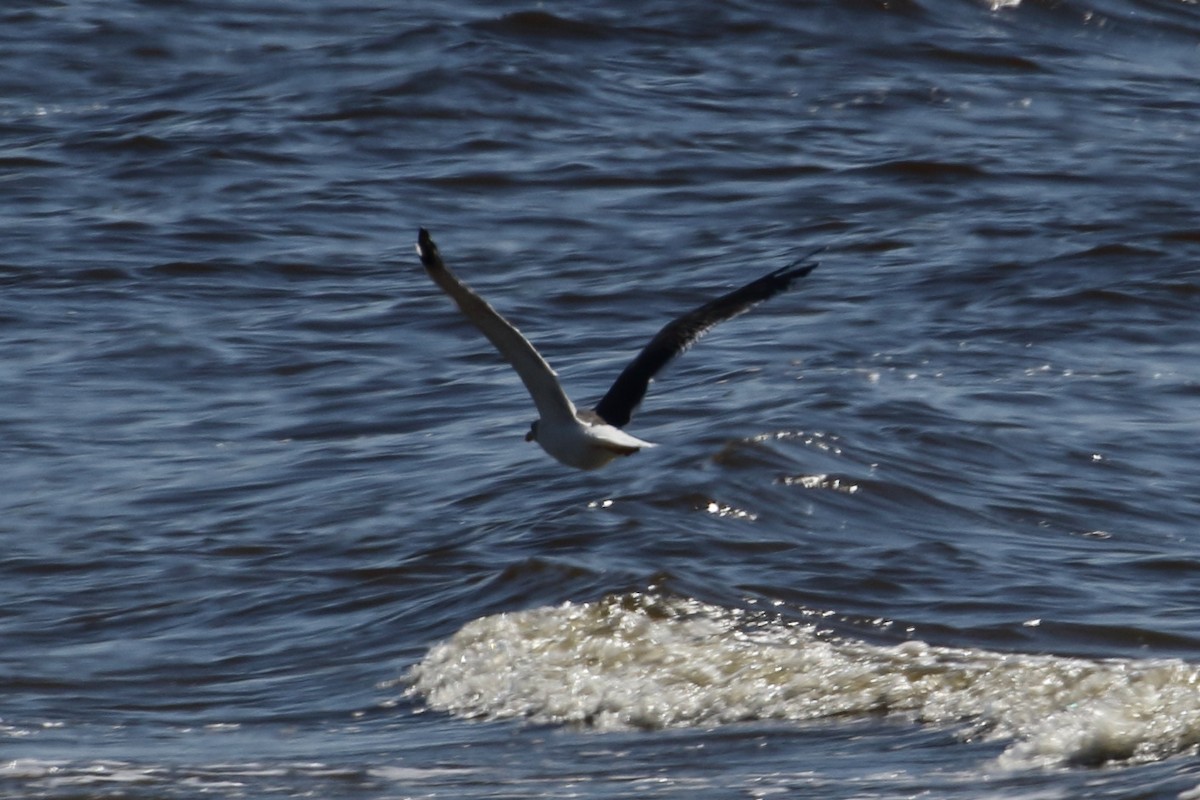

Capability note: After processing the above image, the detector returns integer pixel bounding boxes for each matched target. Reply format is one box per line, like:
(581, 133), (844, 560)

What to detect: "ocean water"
(3, 0), (1200, 797)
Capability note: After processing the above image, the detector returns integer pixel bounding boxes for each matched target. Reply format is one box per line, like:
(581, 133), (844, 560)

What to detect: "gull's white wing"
(417, 229), (578, 426)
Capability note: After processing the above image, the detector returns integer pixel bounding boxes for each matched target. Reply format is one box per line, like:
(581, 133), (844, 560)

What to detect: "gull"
(416, 228), (820, 470)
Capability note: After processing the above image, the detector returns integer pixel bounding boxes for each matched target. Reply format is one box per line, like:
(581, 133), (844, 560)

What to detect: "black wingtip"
(416, 227), (442, 270)
(770, 247), (823, 286)
(776, 243), (826, 282)
(783, 245), (825, 273)
(784, 261), (819, 280)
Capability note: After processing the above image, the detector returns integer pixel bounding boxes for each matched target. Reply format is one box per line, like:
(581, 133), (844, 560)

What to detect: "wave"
(408, 593), (1200, 769)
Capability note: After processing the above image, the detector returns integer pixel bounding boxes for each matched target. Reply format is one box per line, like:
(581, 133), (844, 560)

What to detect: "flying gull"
(416, 228), (819, 470)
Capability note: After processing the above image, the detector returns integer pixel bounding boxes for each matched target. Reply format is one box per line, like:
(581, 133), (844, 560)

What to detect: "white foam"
(407, 594), (1200, 769)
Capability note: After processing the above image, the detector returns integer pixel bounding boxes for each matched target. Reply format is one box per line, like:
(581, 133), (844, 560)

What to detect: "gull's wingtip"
(416, 227), (441, 270)
(787, 261), (819, 278)
(786, 244), (825, 271)
(773, 245), (825, 283)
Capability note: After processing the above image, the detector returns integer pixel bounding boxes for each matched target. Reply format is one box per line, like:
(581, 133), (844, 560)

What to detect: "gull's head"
(525, 420), (539, 443)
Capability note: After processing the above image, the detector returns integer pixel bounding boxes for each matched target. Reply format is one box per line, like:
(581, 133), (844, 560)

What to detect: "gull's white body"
(531, 411), (655, 471)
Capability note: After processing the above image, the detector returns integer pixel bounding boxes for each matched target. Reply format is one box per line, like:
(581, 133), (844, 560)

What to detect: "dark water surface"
(4, 1), (1200, 797)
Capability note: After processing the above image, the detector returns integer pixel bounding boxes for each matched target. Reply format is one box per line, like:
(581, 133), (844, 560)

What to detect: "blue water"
(3, 1), (1200, 797)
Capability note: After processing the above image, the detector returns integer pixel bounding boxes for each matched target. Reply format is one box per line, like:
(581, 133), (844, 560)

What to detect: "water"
(3, 0), (1200, 797)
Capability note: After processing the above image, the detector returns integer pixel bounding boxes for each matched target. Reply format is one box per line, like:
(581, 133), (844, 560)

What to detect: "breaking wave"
(409, 594), (1200, 769)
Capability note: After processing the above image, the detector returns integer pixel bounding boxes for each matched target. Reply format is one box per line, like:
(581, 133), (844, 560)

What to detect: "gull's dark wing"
(592, 249), (821, 428)
(417, 228), (579, 427)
